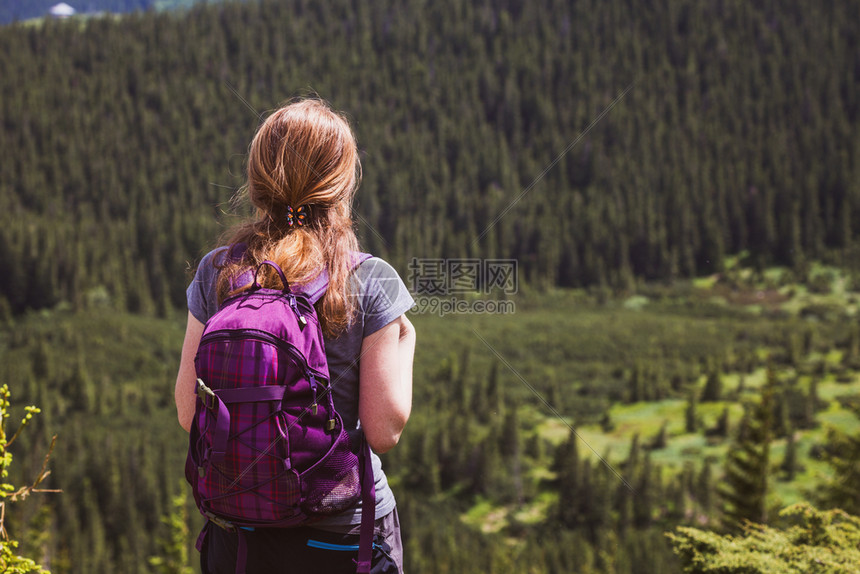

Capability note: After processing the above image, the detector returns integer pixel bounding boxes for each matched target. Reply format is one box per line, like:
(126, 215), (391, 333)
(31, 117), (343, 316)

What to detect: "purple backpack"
(186, 256), (375, 574)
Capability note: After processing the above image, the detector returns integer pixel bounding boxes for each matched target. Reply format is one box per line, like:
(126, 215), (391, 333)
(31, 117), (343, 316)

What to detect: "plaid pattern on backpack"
(185, 256), (376, 574)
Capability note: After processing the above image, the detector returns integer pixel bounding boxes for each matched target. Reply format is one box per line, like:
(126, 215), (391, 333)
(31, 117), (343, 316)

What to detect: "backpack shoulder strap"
(300, 252), (373, 304)
(221, 243), (254, 292)
(221, 245), (373, 304)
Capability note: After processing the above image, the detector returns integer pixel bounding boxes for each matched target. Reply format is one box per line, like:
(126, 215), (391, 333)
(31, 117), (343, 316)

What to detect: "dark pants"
(201, 511), (402, 574)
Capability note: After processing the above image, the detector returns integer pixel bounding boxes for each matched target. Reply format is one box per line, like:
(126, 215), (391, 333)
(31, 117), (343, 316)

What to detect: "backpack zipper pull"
(309, 373), (318, 415)
(289, 295), (307, 329)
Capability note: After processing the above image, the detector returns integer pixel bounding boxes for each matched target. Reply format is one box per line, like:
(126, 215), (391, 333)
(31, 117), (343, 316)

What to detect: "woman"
(175, 98), (416, 573)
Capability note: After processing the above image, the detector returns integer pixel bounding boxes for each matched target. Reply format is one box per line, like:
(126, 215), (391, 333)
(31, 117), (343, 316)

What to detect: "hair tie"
(286, 205), (308, 227)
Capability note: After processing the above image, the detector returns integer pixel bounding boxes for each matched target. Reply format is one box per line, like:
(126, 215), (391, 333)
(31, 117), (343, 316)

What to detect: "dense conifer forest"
(1, 0), (859, 572)
(0, 0), (858, 317)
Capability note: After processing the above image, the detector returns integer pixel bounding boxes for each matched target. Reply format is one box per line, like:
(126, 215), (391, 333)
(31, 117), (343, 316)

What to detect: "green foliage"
(0, 385), (53, 574)
(148, 488), (193, 574)
(0, 541), (45, 574)
(667, 503), (860, 573)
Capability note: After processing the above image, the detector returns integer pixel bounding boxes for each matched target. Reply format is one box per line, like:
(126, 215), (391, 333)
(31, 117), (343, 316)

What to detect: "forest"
(1, 0), (859, 572)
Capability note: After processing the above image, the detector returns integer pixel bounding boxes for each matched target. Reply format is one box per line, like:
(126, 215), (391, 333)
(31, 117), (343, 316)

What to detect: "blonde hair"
(217, 98), (361, 336)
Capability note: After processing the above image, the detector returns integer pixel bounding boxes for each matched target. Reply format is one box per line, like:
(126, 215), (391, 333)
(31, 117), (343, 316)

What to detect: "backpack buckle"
(196, 378), (217, 410)
(203, 511), (237, 533)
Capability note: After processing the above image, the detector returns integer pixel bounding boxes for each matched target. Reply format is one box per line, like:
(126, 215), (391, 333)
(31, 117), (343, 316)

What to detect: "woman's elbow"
(365, 410), (410, 454)
(399, 315), (416, 342)
(367, 429), (402, 454)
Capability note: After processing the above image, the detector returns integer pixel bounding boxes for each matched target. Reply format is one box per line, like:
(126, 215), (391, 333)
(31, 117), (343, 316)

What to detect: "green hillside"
(4, 275), (860, 572)
(2, 0), (860, 571)
(0, 0), (858, 318)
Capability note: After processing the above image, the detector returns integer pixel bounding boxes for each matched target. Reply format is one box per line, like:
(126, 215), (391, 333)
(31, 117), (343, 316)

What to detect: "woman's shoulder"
(354, 255), (402, 280)
(352, 255), (414, 334)
(353, 255), (413, 298)
(201, 244), (245, 266)
(195, 244), (248, 277)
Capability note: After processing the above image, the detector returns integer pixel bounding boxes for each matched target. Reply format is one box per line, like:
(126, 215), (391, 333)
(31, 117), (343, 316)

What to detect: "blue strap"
(306, 540), (360, 552)
(306, 540), (385, 552)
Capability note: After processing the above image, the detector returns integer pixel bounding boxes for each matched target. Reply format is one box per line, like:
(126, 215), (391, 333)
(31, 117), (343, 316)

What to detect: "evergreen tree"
(700, 368), (722, 402)
(685, 390), (698, 433)
(555, 429), (581, 530)
(817, 407), (860, 515)
(780, 429), (801, 482)
(718, 366), (776, 531)
(500, 408), (524, 506)
(669, 504), (860, 573)
(649, 421), (668, 450)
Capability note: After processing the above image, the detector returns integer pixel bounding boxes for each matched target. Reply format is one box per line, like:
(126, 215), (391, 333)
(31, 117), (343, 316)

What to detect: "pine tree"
(649, 421), (668, 450)
(780, 429), (801, 481)
(669, 504), (860, 572)
(685, 390), (698, 433)
(718, 366), (776, 531)
(817, 406), (860, 515)
(500, 408), (524, 506)
(555, 429), (581, 529)
(701, 368), (723, 402)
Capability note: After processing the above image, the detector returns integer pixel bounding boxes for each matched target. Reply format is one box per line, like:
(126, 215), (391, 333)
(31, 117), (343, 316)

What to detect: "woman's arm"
(175, 311), (206, 432)
(358, 314), (416, 453)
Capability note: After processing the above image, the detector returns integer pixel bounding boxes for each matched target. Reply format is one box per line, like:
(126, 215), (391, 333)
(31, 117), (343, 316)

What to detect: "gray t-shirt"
(186, 247), (414, 526)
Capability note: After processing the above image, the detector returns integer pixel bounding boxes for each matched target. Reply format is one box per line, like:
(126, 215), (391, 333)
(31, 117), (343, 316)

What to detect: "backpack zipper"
(288, 294), (308, 328)
(308, 372), (318, 415)
(220, 291), (311, 329)
(198, 329), (329, 392)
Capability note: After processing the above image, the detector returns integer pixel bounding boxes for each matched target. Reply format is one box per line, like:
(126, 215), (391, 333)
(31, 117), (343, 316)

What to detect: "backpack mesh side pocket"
(300, 422), (362, 515)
